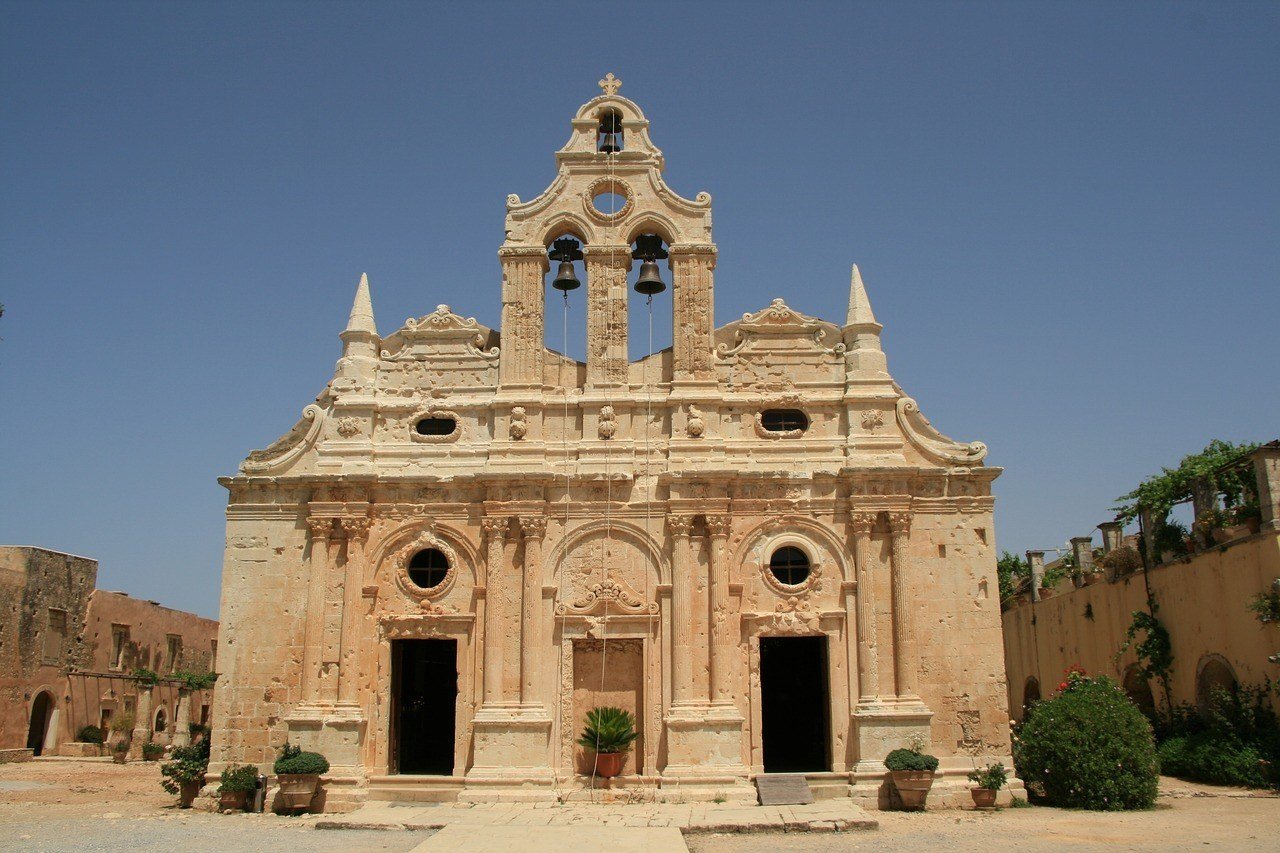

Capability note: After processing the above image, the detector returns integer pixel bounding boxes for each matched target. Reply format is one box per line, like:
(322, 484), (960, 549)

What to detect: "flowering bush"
(1014, 669), (1158, 810)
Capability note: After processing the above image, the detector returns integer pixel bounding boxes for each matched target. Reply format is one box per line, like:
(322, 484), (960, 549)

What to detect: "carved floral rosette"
(385, 528), (460, 602)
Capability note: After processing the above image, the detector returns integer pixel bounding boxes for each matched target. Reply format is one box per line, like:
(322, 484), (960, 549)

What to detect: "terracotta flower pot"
(179, 780), (201, 809)
(275, 773), (320, 811)
(888, 770), (934, 810)
(591, 752), (625, 778)
(971, 787), (997, 809)
(219, 790), (248, 812)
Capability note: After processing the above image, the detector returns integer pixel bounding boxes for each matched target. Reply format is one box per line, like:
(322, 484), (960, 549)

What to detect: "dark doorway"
(26, 691), (54, 756)
(392, 639), (457, 775)
(760, 636), (830, 772)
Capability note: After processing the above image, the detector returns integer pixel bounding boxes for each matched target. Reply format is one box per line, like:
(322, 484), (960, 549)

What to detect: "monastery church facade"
(211, 76), (1014, 809)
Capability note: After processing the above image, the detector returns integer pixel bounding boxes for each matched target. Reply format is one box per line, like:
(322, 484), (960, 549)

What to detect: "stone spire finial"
(343, 272), (377, 338)
(845, 264), (878, 328)
(598, 73), (622, 95)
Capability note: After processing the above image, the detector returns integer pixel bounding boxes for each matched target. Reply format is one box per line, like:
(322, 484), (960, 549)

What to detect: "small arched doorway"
(26, 691), (55, 756)
(1196, 655), (1238, 715)
(1022, 677), (1041, 715)
(1122, 665), (1157, 722)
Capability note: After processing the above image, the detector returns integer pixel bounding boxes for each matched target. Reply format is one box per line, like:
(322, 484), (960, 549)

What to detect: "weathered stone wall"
(82, 590), (218, 674)
(1002, 531), (1280, 719)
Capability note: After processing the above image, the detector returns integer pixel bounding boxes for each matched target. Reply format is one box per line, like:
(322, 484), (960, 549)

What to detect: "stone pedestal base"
(848, 699), (933, 809)
(658, 704), (753, 801)
(284, 702), (367, 778)
(460, 706), (555, 802)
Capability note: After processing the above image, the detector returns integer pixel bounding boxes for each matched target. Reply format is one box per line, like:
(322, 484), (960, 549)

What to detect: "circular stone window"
(407, 548), (450, 590)
(584, 177), (633, 222)
(768, 546), (811, 587)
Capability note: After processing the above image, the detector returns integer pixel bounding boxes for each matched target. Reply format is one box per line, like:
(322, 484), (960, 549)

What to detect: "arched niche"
(734, 516), (851, 592)
(368, 521), (480, 599)
(547, 520), (667, 614)
(1195, 653), (1238, 715)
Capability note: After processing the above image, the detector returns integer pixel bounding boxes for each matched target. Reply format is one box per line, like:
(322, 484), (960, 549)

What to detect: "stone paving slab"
(412, 825), (689, 852)
(317, 800), (878, 834)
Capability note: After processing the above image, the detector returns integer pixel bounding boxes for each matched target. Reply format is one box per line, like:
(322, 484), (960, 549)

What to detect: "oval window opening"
(769, 546), (811, 586)
(415, 417), (456, 436)
(761, 409), (808, 433)
(592, 191), (627, 216)
(408, 548), (450, 590)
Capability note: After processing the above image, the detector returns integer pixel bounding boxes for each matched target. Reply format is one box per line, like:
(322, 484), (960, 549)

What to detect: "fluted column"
(583, 246), (630, 388)
(481, 517), (508, 708)
(338, 516), (370, 704)
(519, 515), (547, 707)
(668, 514), (696, 706)
(888, 511), (919, 700)
(850, 511), (880, 704)
(705, 514), (732, 704)
(497, 246), (549, 389)
(302, 517), (333, 701)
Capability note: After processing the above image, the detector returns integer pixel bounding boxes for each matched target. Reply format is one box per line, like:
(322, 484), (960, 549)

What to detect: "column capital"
(519, 515), (548, 540)
(306, 517), (333, 539)
(849, 511), (877, 536)
(340, 516), (371, 541)
(888, 511), (912, 536)
(498, 245), (551, 261)
(667, 514), (695, 537)
(481, 516), (509, 541)
(581, 245), (634, 266)
(704, 514), (732, 538)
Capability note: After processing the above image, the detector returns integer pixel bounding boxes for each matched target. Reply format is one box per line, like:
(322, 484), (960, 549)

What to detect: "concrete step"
(366, 774), (464, 803)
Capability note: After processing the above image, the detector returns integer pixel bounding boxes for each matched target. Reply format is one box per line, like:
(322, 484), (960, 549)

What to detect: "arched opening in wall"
(154, 707), (167, 734)
(627, 233), (673, 365)
(26, 690), (55, 756)
(543, 232), (589, 368)
(1196, 655), (1238, 715)
(597, 108), (624, 153)
(1122, 665), (1157, 722)
(1022, 677), (1041, 714)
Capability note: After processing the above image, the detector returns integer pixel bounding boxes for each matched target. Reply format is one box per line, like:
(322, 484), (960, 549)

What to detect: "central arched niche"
(551, 521), (664, 615)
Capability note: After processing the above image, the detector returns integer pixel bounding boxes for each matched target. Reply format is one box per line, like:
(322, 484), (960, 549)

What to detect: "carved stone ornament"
(849, 511), (877, 537)
(380, 304), (499, 362)
(555, 580), (658, 616)
(387, 529), (460, 602)
(705, 514), (732, 538)
(759, 596), (821, 635)
(667, 514), (695, 537)
(583, 177), (634, 224)
(760, 544), (824, 597)
(753, 412), (804, 440)
(685, 405), (705, 438)
(860, 409), (884, 433)
(889, 511), (912, 537)
(336, 416), (361, 438)
(895, 397), (988, 465)
(241, 404), (324, 474)
(306, 516), (333, 541)
(598, 405), (617, 440)
(509, 406), (528, 441)
(599, 72), (622, 95)
(520, 515), (548, 539)
(341, 516), (371, 541)
(378, 612), (470, 642)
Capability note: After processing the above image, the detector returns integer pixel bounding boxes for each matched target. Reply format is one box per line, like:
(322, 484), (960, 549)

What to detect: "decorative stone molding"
(408, 408), (462, 443)
(849, 511), (877, 537)
(519, 515), (547, 540)
(508, 406), (527, 441)
(555, 580), (658, 616)
(306, 516), (334, 541)
(598, 405), (617, 440)
(241, 404), (324, 474)
(758, 539), (824, 597)
(889, 511), (912, 537)
(895, 397), (988, 465)
(481, 516), (509, 542)
(582, 176), (635, 224)
(755, 596), (821, 635)
(378, 612), (473, 641)
(685, 405), (705, 438)
(753, 411), (804, 440)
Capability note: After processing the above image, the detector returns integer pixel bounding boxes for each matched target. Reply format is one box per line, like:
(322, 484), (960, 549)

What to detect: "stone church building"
(211, 76), (1014, 809)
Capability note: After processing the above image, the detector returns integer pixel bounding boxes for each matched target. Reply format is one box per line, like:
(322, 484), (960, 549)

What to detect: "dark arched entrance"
(26, 691), (55, 756)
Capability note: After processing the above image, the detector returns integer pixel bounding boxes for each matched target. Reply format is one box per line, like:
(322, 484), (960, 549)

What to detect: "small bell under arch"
(548, 237), (583, 292)
(632, 234), (669, 296)
(597, 110), (623, 154)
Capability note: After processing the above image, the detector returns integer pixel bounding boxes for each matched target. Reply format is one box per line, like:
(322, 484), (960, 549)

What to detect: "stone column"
(519, 515), (547, 707)
(668, 245), (716, 385)
(583, 246), (630, 389)
(172, 688), (192, 749)
(130, 684), (154, 760)
(850, 512), (880, 704)
(668, 514), (696, 707)
(705, 514), (733, 704)
(302, 517), (333, 701)
(888, 512), (919, 700)
(1098, 522), (1123, 554)
(318, 523), (350, 704)
(338, 516), (371, 705)
(497, 246), (549, 389)
(1071, 536), (1095, 581)
(480, 517), (508, 708)
(1251, 444), (1280, 532)
(1139, 507), (1163, 567)
(1026, 550), (1046, 602)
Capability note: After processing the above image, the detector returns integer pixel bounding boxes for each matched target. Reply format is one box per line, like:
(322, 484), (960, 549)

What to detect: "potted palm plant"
(161, 738), (209, 809)
(884, 740), (939, 810)
(576, 706), (638, 778)
(272, 742), (330, 812)
(218, 763), (257, 812)
(967, 762), (1007, 809)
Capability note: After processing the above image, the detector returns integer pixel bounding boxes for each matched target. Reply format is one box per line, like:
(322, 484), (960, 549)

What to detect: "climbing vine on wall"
(1116, 608), (1174, 712)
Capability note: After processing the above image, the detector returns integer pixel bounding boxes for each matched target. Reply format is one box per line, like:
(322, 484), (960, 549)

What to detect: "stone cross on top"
(598, 72), (622, 95)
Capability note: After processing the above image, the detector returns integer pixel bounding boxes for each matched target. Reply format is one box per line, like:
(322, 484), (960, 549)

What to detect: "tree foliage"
(1113, 439), (1258, 524)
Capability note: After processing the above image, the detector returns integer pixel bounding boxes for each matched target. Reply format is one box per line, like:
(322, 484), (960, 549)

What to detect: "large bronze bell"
(598, 132), (622, 153)
(634, 258), (666, 296)
(552, 260), (580, 292)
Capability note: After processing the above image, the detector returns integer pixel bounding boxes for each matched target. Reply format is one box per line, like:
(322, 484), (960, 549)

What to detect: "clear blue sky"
(2, 1), (1277, 619)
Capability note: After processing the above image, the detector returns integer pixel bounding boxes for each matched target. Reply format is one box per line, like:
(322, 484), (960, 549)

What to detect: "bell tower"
(498, 74), (717, 392)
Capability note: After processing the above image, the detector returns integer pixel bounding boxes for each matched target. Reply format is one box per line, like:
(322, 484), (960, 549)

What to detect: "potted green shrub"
(161, 739), (210, 809)
(884, 740), (939, 810)
(967, 762), (1007, 809)
(273, 742), (330, 812)
(218, 764), (257, 812)
(108, 712), (134, 759)
(142, 741), (165, 762)
(576, 706), (638, 778)
(111, 739), (130, 764)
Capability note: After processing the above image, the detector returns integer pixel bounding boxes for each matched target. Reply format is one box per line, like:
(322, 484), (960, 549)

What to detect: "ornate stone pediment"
(717, 299), (845, 361)
(380, 305), (499, 362)
(555, 580), (658, 616)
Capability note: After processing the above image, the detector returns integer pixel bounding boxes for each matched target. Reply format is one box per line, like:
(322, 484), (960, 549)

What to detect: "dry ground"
(2, 758), (1276, 852)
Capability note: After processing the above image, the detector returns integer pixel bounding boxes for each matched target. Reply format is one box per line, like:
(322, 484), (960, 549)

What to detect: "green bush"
(1014, 671), (1158, 810)
(273, 742), (330, 775)
(968, 762), (1008, 791)
(1159, 735), (1269, 788)
(218, 763), (259, 794)
(161, 738), (210, 795)
(77, 725), (104, 744)
(885, 747), (939, 773)
(142, 742), (165, 760)
(1156, 685), (1279, 789)
(576, 707), (639, 755)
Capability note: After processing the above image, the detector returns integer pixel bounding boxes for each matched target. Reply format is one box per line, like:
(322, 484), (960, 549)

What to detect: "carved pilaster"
(518, 515), (547, 707)
(887, 511), (919, 700)
(850, 511), (881, 705)
(337, 516), (370, 704)
(481, 517), (509, 707)
(302, 517), (333, 701)
(497, 246), (549, 388)
(583, 246), (630, 387)
(668, 514), (696, 706)
(318, 519), (350, 704)
(669, 245), (716, 382)
(705, 514), (733, 704)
